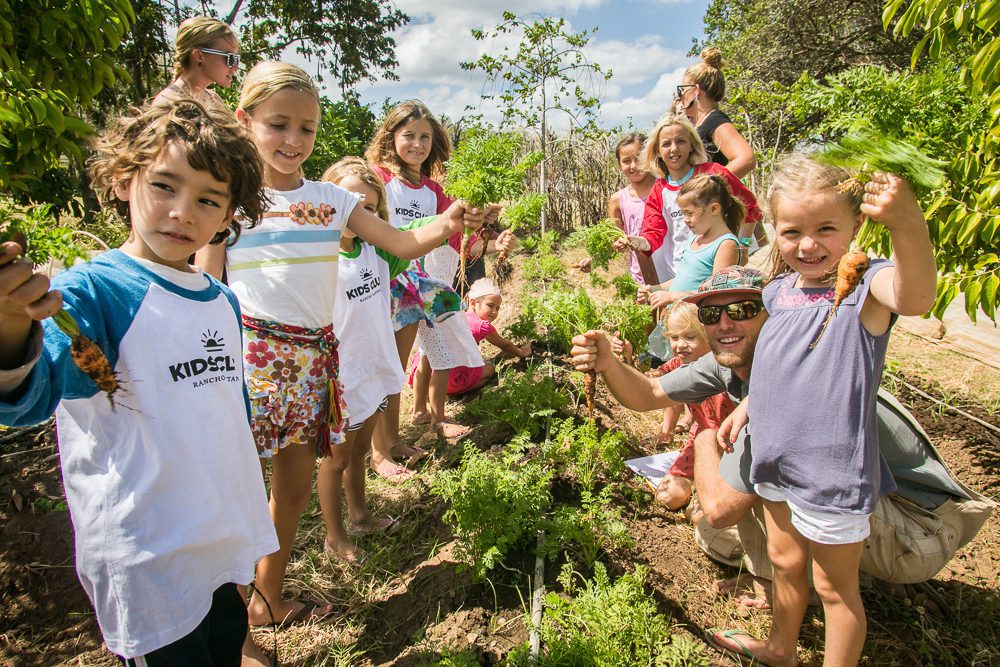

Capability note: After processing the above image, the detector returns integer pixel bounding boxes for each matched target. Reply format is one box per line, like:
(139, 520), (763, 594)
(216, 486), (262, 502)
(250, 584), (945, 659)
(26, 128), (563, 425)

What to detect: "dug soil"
(1, 253), (997, 665)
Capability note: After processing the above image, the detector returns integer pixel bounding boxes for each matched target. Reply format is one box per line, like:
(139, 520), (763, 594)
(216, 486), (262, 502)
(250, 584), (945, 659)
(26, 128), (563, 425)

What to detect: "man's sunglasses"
(200, 48), (241, 68)
(697, 299), (765, 325)
(675, 84), (696, 98)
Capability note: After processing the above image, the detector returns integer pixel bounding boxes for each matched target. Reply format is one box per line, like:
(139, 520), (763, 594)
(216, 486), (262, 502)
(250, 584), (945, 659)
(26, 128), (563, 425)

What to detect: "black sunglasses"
(675, 84), (696, 98)
(697, 299), (765, 325)
(200, 48), (241, 68)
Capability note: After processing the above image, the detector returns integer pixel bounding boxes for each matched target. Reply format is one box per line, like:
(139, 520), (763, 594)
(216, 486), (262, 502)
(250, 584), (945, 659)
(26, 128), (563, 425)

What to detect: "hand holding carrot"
(494, 229), (517, 254)
(441, 201), (499, 236)
(570, 330), (614, 374)
(716, 400), (748, 454)
(860, 172), (924, 232)
(0, 242), (63, 323)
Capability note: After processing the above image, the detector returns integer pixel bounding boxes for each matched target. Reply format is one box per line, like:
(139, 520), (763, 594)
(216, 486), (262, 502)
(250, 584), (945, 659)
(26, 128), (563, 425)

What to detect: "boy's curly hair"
(88, 98), (269, 246)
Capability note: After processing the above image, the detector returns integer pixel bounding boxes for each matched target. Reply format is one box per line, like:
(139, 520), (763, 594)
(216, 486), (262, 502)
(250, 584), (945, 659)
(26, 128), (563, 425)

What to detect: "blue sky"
(354, 0), (712, 131)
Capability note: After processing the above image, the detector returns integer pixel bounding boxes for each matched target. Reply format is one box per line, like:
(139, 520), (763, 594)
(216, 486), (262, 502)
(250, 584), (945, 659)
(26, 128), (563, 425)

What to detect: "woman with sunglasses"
(675, 48), (755, 180)
(154, 16), (240, 109)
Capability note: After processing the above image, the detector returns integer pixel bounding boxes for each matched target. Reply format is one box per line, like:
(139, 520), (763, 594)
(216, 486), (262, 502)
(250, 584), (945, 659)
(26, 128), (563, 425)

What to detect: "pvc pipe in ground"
(529, 529), (546, 662)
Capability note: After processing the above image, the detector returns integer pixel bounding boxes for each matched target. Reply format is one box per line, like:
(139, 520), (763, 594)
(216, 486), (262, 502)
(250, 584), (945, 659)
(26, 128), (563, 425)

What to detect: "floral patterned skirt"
(389, 268), (461, 331)
(242, 318), (347, 458)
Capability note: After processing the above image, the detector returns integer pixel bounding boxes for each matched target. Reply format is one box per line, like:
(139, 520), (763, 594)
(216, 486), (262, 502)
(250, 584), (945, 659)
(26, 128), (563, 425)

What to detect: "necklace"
(667, 166), (694, 186)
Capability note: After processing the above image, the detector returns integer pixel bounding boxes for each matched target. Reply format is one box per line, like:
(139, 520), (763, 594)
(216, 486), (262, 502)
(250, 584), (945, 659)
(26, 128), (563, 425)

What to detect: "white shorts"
(755, 482), (871, 545)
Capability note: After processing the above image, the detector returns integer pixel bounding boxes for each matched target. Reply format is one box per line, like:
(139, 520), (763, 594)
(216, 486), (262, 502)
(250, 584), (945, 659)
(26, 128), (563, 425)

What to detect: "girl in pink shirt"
(410, 278), (530, 395)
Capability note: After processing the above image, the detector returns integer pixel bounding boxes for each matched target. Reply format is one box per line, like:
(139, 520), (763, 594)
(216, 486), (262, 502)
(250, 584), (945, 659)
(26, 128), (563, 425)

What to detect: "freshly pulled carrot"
(54, 309), (121, 408)
(584, 369), (596, 421)
(809, 250), (870, 349)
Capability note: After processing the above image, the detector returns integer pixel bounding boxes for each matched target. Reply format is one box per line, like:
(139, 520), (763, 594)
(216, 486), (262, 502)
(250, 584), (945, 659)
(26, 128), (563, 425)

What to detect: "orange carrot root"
(584, 370), (596, 420)
(70, 335), (121, 407)
(809, 250), (870, 349)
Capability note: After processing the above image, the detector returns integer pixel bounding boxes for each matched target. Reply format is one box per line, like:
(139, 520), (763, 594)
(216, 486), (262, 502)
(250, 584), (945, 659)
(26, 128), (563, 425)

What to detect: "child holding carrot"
(195, 63), (490, 631)
(409, 278), (531, 399)
(626, 113), (760, 283)
(641, 173), (746, 309)
(710, 154), (937, 666)
(364, 100), (473, 453)
(0, 100), (279, 663)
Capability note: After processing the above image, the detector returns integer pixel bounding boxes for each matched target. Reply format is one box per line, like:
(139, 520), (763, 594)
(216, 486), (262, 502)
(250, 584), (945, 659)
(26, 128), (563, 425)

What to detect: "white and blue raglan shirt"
(226, 180), (359, 328)
(0, 250), (278, 659)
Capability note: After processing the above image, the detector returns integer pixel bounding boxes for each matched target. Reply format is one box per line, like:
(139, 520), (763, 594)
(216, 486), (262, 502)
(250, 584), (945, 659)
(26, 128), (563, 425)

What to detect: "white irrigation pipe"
(885, 372), (1000, 437)
(529, 529), (546, 663)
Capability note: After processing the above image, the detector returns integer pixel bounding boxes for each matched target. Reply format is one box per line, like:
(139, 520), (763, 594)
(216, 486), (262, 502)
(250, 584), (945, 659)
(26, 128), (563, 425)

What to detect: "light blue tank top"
(671, 233), (739, 292)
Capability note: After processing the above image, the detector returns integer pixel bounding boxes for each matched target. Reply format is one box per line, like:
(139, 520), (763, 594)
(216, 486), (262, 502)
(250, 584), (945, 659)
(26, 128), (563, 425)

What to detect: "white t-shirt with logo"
(227, 180), (358, 328)
(0, 250), (278, 658)
(374, 166), (451, 228)
(334, 242), (407, 423)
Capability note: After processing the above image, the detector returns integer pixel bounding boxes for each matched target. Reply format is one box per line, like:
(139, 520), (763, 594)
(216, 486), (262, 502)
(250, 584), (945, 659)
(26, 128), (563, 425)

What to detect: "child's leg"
(677, 404), (694, 432)
(374, 323), (419, 455)
(429, 368), (468, 438)
(450, 362), (496, 396)
(655, 474), (692, 509)
(411, 354), (432, 423)
(710, 498), (806, 666)
(811, 541), (866, 667)
(249, 440), (329, 625)
(343, 415), (394, 529)
(317, 435), (361, 562)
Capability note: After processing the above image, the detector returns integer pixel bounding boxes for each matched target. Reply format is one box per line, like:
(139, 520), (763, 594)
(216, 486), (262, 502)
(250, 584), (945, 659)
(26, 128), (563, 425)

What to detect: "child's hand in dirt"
(576, 257), (592, 273)
(861, 172), (924, 233)
(0, 242), (63, 323)
(571, 330), (614, 373)
(517, 344), (532, 358)
(716, 400), (748, 454)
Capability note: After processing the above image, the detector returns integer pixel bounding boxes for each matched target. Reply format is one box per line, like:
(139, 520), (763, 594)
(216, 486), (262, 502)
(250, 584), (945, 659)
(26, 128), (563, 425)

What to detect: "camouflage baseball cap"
(683, 265), (764, 305)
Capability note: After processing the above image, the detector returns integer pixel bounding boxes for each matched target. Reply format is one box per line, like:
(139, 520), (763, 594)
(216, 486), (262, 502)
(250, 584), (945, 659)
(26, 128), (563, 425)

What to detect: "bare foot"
(324, 537), (366, 565)
(715, 573), (754, 596)
(347, 515), (399, 535)
(434, 420), (470, 440)
(370, 460), (414, 483)
(242, 634), (272, 667)
(411, 410), (431, 425)
(391, 443), (430, 465)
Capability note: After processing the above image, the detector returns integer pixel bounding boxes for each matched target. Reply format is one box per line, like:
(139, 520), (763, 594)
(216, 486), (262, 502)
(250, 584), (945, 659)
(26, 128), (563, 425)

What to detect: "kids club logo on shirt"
(167, 330), (241, 387)
(394, 199), (424, 221)
(344, 267), (382, 303)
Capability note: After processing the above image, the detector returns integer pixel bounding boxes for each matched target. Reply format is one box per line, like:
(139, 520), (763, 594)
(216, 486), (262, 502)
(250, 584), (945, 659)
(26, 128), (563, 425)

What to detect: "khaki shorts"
(697, 493), (995, 585)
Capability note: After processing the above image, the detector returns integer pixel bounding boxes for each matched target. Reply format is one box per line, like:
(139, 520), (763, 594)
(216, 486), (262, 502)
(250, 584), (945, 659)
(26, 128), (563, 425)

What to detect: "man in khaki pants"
(571, 266), (994, 604)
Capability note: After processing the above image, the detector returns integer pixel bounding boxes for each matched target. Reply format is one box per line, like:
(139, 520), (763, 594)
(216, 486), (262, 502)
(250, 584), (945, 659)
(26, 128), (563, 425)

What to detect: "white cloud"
(600, 65), (690, 130)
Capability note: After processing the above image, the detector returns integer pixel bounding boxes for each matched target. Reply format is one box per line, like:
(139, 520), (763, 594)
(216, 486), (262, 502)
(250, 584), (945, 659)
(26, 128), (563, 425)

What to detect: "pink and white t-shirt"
(373, 166), (451, 228)
(615, 185), (649, 283)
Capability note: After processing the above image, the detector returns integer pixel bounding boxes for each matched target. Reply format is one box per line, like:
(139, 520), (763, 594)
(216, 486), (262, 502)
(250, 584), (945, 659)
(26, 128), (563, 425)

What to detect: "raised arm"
(861, 172), (937, 329)
(348, 201), (496, 261)
(570, 330), (680, 412)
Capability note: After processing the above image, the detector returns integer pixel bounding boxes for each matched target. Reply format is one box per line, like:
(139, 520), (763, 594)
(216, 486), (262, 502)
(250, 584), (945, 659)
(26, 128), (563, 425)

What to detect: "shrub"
(459, 368), (569, 438)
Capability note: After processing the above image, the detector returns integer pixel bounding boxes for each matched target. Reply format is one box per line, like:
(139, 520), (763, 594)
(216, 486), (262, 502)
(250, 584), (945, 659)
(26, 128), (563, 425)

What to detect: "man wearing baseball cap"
(571, 266), (992, 611)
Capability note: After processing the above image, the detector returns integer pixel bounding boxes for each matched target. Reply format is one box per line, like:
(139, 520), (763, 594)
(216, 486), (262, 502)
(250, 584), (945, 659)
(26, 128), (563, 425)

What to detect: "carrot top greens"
(444, 131), (542, 207)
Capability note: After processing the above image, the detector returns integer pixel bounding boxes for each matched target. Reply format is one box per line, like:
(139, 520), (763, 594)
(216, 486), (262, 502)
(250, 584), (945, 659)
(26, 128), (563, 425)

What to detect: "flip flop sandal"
(254, 598), (334, 629)
(406, 445), (430, 465)
(347, 515), (400, 536)
(706, 628), (782, 667)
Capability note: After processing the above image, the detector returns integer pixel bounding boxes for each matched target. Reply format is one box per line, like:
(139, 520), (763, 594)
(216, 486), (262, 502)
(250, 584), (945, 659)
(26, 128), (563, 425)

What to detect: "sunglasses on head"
(697, 299), (765, 325)
(200, 48), (241, 68)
